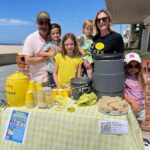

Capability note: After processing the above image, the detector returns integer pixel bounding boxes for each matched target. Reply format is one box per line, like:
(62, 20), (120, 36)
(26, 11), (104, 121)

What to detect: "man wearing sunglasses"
(92, 9), (125, 54)
(22, 11), (51, 86)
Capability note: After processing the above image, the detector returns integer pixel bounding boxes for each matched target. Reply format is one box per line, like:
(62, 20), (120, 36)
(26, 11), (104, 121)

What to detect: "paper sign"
(98, 120), (128, 135)
(4, 110), (30, 144)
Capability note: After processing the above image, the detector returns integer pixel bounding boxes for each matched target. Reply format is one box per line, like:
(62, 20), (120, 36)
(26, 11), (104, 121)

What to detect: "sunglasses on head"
(38, 21), (50, 26)
(96, 17), (108, 23)
(127, 63), (140, 69)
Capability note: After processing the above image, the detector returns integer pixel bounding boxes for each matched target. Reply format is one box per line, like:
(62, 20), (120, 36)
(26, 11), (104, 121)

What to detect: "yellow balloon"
(95, 42), (104, 51)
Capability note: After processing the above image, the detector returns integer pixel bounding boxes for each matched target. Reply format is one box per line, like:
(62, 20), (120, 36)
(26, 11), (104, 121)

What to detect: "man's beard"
(39, 28), (48, 36)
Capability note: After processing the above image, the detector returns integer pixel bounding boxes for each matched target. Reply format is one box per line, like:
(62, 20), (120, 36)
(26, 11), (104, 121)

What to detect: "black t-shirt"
(92, 31), (125, 54)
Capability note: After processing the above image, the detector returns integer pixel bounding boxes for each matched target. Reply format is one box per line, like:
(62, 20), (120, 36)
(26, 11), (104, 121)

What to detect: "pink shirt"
(125, 75), (144, 107)
(22, 31), (48, 82)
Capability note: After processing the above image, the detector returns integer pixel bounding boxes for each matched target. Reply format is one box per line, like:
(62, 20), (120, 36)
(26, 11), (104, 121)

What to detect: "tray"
(98, 108), (128, 116)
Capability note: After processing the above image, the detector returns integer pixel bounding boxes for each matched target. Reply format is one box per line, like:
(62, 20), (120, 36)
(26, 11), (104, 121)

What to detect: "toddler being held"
(78, 20), (93, 79)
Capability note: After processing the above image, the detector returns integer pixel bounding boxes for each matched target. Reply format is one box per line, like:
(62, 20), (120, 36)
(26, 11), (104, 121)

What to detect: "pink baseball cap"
(125, 53), (141, 64)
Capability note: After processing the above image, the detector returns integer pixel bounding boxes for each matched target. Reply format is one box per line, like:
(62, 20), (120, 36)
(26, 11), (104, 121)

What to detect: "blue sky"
(0, 0), (127, 44)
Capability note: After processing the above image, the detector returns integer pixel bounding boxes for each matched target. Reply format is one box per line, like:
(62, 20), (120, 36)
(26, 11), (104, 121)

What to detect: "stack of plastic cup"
(28, 80), (37, 105)
(63, 89), (69, 97)
(36, 82), (42, 92)
(25, 91), (35, 108)
(51, 89), (58, 97)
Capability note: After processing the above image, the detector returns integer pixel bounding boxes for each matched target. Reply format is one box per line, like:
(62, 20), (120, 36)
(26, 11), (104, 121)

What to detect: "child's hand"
(79, 47), (86, 56)
(57, 46), (61, 52)
(56, 85), (61, 89)
(131, 101), (141, 113)
(83, 61), (91, 69)
(47, 47), (55, 57)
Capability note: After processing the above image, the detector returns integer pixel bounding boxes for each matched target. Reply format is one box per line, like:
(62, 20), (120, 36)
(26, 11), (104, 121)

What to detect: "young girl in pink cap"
(124, 52), (145, 126)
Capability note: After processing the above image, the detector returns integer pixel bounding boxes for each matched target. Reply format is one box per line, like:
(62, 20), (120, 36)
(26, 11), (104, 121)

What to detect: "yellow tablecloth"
(0, 101), (144, 150)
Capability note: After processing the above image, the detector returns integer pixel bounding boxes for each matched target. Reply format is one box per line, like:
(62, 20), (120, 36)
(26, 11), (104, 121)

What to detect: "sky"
(0, 0), (127, 44)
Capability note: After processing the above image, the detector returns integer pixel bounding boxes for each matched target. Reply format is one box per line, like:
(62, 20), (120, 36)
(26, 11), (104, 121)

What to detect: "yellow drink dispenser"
(6, 71), (29, 106)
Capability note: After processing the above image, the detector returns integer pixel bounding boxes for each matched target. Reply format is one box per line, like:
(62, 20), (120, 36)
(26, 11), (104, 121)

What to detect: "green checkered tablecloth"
(0, 101), (144, 150)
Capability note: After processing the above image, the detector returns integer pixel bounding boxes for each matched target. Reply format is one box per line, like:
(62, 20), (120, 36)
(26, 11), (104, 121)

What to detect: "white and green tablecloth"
(0, 101), (144, 150)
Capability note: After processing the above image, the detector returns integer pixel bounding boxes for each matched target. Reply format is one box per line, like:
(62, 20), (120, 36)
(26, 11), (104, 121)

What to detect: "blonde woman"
(93, 9), (125, 54)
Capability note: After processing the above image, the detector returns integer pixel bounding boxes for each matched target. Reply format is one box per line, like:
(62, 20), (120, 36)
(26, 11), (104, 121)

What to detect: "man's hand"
(25, 55), (48, 65)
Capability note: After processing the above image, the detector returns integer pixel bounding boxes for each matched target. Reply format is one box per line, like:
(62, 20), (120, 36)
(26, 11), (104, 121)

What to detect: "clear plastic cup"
(37, 87), (52, 108)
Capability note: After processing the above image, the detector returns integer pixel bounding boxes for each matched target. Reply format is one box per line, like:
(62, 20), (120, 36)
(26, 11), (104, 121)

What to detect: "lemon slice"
(67, 107), (75, 112)
(95, 42), (104, 51)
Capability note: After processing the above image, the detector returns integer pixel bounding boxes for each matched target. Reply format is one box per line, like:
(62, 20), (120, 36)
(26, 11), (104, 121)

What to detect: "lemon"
(67, 107), (75, 112)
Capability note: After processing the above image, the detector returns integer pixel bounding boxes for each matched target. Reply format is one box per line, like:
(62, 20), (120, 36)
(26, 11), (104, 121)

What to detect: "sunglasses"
(96, 17), (108, 23)
(38, 21), (50, 26)
(127, 64), (140, 69)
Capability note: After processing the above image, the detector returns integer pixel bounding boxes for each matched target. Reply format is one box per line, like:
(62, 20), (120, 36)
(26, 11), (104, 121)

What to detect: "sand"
(0, 45), (23, 54)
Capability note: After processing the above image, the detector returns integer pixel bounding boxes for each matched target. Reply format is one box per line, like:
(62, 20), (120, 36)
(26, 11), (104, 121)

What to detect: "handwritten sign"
(98, 120), (128, 135)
